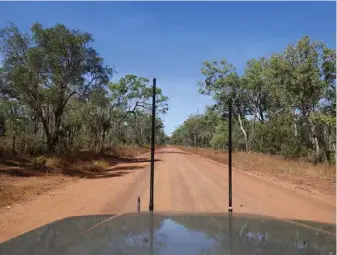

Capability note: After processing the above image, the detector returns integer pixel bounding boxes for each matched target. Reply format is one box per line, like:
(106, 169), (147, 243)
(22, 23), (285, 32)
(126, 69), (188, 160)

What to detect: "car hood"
(0, 212), (335, 255)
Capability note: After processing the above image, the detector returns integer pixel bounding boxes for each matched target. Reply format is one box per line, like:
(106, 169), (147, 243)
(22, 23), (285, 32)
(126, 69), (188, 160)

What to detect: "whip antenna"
(149, 78), (156, 211)
(228, 97), (233, 213)
(136, 150), (141, 212)
(134, 112), (141, 212)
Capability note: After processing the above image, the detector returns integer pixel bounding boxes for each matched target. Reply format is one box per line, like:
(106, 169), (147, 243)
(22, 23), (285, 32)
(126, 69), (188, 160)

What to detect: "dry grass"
(0, 145), (157, 207)
(177, 146), (335, 179)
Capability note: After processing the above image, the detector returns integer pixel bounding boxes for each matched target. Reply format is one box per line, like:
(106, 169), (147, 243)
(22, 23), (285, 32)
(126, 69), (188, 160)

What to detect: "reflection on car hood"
(0, 212), (335, 255)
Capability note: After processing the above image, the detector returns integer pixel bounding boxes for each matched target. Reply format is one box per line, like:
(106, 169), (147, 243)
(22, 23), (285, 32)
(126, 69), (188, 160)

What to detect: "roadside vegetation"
(0, 22), (168, 206)
(171, 36), (335, 167)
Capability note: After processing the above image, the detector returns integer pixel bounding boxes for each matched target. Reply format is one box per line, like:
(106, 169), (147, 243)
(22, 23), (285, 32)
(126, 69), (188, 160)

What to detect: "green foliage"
(0, 22), (169, 156)
(172, 36), (336, 165)
(32, 156), (47, 170)
(0, 22), (112, 151)
(251, 116), (306, 158)
(93, 160), (109, 168)
(210, 133), (226, 150)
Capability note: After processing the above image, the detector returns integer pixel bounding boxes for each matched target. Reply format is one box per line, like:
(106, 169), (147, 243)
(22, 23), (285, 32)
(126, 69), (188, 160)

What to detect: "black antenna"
(228, 97), (233, 213)
(149, 78), (156, 211)
(135, 114), (141, 212)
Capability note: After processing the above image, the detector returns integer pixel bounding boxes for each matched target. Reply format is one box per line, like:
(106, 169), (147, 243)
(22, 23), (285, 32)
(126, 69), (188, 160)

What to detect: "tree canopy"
(0, 22), (169, 154)
(171, 36), (336, 164)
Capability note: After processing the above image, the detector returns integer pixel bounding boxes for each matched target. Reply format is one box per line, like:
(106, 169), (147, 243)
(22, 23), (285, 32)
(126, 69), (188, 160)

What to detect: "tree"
(0, 100), (26, 155)
(172, 35), (336, 164)
(109, 74), (168, 125)
(57, 74), (169, 153)
(0, 22), (170, 157)
(198, 59), (250, 151)
(0, 23), (112, 151)
(266, 36), (335, 163)
(243, 57), (270, 123)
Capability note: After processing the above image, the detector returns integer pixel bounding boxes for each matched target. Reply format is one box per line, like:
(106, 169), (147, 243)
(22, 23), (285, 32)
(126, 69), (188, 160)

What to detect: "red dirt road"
(0, 147), (335, 242)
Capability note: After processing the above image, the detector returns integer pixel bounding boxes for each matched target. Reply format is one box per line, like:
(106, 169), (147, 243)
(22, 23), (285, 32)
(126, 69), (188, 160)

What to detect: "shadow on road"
(0, 156), (159, 179)
(110, 165), (145, 171)
(155, 151), (191, 155)
(86, 164), (149, 179)
(87, 171), (131, 179)
(116, 158), (162, 164)
(0, 168), (47, 177)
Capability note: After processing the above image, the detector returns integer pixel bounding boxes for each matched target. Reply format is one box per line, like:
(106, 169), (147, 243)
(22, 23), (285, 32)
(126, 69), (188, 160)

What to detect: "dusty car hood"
(0, 212), (335, 255)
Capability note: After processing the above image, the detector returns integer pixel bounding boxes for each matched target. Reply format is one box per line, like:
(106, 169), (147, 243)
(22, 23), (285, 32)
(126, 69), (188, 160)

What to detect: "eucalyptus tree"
(0, 22), (112, 151)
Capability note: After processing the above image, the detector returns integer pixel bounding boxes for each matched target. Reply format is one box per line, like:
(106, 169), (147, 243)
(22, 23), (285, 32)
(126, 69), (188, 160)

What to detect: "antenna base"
(137, 195), (141, 212)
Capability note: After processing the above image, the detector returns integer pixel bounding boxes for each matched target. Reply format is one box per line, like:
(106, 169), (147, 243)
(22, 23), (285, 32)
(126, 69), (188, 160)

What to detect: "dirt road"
(0, 147), (335, 242)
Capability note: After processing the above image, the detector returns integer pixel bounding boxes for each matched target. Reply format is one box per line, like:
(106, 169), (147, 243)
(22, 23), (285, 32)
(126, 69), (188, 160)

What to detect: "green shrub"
(32, 156), (47, 170)
(93, 160), (108, 168)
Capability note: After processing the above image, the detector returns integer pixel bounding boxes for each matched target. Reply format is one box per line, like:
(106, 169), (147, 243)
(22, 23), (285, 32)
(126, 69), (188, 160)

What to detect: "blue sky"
(0, 2), (335, 136)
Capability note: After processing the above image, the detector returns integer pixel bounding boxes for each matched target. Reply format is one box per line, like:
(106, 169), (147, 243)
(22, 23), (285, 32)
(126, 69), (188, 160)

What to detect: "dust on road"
(0, 147), (335, 242)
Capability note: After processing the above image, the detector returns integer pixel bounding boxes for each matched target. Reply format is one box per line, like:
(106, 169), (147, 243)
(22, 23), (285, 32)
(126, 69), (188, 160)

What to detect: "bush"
(93, 160), (109, 168)
(32, 156), (47, 170)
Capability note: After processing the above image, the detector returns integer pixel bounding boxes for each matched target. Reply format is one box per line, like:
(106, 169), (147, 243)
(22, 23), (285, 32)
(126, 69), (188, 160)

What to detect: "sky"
(0, 2), (335, 136)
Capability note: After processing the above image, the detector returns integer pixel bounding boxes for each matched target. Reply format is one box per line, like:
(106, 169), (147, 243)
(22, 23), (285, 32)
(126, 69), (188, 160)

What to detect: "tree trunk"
(293, 111), (298, 137)
(12, 125), (17, 156)
(39, 111), (53, 152)
(321, 126), (329, 164)
(51, 110), (62, 152)
(39, 110), (60, 152)
(46, 135), (54, 152)
(309, 119), (320, 165)
(258, 104), (264, 123)
(101, 130), (106, 154)
(237, 114), (248, 152)
(314, 135), (320, 165)
(95, 131), (100, 152)
(250, 104), (258, 150)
